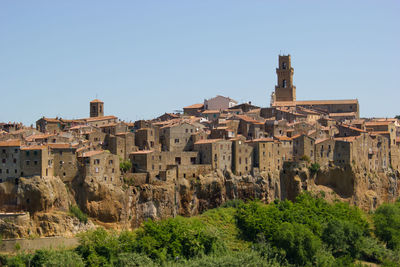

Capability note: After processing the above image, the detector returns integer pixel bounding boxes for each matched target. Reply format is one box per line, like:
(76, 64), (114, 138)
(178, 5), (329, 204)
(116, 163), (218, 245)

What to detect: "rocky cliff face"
(1, 164), (399, 238)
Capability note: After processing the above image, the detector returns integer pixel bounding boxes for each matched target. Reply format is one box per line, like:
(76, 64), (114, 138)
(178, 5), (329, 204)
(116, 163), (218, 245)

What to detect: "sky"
(0, 0), (399, 125)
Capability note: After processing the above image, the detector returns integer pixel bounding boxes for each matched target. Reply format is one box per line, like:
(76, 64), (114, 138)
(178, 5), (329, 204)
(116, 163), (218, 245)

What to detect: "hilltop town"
(1, 55), (399, 237)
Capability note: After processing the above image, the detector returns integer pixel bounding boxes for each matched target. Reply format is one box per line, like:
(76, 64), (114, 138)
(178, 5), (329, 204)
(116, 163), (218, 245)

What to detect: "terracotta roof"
(90, 99), (103, 103)
(0, 140), (21, 147)
(365, 121), (392, 126)
(202, 110), (220, 114)
(369, 131), (390, 136)
(80, 150), (105, 157)
(340, 124), (367, 133)
(184, 103), (204, 109)
(40, 118), (61, 123)
(249, 138), (274, 142)
(329, 112), (357, 117)
(291, 134), (302, 139)
(99, 123), (118, 128)
(130, 150), (154, 155)
(273, 99), (358, 107)
(274, 136), (292, 141)
(315, 138), (330, 144)
(194, 139), (222, 145)
(48, 143), (74, 149)
(20, 145), (47, 150)
(334, 136), (358, 142)
(85, 116), (117, 122)
(235, 115), (260, 123)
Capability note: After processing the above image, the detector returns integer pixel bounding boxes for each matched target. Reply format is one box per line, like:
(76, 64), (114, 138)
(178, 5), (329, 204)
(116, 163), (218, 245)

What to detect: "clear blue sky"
(1, 1), (399, 125)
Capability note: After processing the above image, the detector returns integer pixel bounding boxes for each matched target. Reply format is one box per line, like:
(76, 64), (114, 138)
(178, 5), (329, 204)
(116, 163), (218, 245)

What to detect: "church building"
(270, 55), (359, 119)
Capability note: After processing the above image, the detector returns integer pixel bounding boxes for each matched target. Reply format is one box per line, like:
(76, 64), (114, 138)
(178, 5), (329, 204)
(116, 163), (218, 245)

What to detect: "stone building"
(159, 122), (200, 152)
(270, 55), (359, 119)
(193, 139), (232, 171)
(90, 99), (104, 118)
(232, 139), (254, 175)
(204, 95), (237, 111)
(248, 138), (275, 172)
(0, 140), (22, 182)
(49, 143), (78, 182)
(78, 150), (121, 185)
(20, 145), (53, 178)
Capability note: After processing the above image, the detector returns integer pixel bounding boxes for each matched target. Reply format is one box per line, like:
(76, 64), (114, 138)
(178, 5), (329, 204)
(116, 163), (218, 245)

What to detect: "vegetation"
(69, 205), (88, 223)
(300, 155), (310, 162)
(3, 193), (400, 266)
(309, 162), (320, 174)
(120, 159), (132, 173)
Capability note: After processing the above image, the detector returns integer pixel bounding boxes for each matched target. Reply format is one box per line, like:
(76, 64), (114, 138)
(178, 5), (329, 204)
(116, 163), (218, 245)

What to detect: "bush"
(120, 160), (132, 173)
(309, 163), (320, 174)
(113, 252), (155, 267)
(133, 217), (222, 262)
(30, 249), (84, 267)
(300, 155), (310, 162)
(69, 205), (88, 223)
(373, 201), (400, 250)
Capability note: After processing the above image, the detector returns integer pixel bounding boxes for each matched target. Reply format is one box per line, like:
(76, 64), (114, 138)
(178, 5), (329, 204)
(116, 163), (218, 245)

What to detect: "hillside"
(2, 193), (400, 266)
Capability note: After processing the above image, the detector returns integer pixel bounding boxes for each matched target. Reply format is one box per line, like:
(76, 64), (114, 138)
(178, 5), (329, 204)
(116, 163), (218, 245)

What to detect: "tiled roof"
(273, 99), (358, 107)
(0, 140), (21, 147)
(202, 110), (220, 114)
(21, 145), (47, 150)
(90, 99), (103, 103)
(48, 143), (74, 149)
(365, 121), (392, 126)
(315, 138), (330, 144)
(85, 116), (117, 122)
(249, 138), (274, 142)
(80, 150), (105, 157)
(130, 150), (154, 155)
(184, 103), (204, 109)
(274, 135), (292, 141)
(194, 139), (222, 145)
(329, 112), (357, 117)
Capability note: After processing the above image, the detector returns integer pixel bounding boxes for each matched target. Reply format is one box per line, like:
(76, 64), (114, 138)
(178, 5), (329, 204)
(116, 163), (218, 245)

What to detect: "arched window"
(282, 80), (287, 88)
(282, 62), (287, 69)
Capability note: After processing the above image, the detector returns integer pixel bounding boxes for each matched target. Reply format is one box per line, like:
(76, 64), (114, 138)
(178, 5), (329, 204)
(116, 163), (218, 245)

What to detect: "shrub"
(31, 249), (84, 267)
(300, 155), (310, 162)
(69, 205), (88, 223)
(308, 163), (320, 174)
(113, 252), (155, 267)
(133, 216), (222, 262)
(120, 160), (132, 173)
(373, 201), (400, 250)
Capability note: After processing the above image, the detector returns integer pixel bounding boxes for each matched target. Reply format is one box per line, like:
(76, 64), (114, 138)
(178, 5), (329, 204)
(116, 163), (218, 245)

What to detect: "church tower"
(90, 99), (104, 117)
(274, 55), (296, 102)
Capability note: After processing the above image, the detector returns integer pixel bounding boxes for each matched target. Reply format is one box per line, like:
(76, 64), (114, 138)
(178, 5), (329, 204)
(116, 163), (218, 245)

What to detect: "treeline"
(1, 193), (400, 266)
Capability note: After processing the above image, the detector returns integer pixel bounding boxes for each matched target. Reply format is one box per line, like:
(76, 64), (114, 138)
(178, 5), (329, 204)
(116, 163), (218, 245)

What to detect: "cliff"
(0, 164), (399, 238)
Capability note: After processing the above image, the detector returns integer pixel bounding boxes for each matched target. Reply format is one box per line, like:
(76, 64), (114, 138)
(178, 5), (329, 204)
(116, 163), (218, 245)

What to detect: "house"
(204, 95), (238, 111)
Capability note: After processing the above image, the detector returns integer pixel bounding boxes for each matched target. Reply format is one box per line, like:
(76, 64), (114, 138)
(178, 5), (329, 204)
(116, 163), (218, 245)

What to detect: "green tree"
(373, 201), (400, 250)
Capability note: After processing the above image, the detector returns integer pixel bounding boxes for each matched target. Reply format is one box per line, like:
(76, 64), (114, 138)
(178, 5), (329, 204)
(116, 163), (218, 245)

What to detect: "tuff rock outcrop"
(0, 163), (399, 238)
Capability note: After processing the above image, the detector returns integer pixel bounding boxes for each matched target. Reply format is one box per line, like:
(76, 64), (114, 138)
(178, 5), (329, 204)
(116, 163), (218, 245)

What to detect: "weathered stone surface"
(1, 164), (399, 238)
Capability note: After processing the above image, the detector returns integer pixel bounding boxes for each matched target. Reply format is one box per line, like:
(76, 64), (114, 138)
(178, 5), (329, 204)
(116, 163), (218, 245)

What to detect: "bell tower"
(274, 55), (296, 102)
(90, 99), (104, 117)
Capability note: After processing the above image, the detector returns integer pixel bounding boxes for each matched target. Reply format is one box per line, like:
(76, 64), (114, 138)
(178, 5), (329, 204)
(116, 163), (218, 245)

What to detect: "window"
(26, 160), (30, 165)
(109, 160), (113, 164)
(34, 161), (38, 165)
(112, 168), (114, 173)
(6, 169), (9, 174)
(0, 169), (2, 173)
(185, 129), (188, 133)
(175, 139), (179, 143)
(26, 151), (30, 156)
(15, 169), (17, 174)
(282, 80), (287, 88)
(14, 149), (18, 153)
(239, 157), (242, 164)
(1, 149), (5, 153)
(282, 62), (287, 69)
(2, 159), (5, 163)
(34, 151), (38, 156)
(95, 167), (99, 173)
